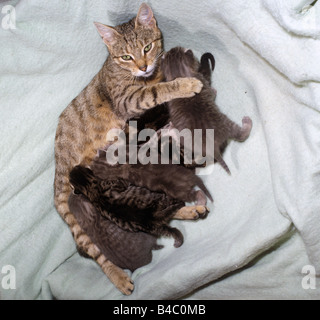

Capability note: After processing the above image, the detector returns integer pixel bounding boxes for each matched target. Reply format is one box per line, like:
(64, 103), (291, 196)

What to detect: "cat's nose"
(139, 65), (148, 72)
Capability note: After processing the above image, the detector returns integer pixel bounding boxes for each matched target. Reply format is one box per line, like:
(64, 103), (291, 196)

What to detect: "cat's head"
(161, 47), (200, 81)
(95, 3), (163, 78)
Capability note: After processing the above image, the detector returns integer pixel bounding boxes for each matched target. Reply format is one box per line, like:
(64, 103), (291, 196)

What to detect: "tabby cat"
(54, 3), (204, 295)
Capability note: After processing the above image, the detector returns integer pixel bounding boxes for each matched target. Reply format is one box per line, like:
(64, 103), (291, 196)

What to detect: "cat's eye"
(121, 55), (132, 61)
(144, 44), (152, 53)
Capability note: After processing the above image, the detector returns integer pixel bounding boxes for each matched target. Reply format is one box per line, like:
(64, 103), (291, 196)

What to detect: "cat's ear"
(135, 3), (157, 29)
(94, 22), (122, 47)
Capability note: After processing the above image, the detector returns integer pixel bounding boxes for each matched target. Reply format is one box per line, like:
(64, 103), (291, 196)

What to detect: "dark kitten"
(91, 149), (213, 205)
(68, 193), (160, 272)
(130, 103), (170, 133)
(129, 53), (215, 134)
(161, 47), (253, 174)
(69, 166), (185, 248)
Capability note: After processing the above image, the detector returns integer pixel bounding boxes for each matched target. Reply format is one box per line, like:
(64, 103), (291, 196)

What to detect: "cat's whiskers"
(122, 73), (135, 84)
(155, 50), (164, 61)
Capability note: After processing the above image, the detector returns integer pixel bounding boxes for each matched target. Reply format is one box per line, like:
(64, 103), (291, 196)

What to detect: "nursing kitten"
(131, 52), (215, 133)
(69, 166), (185, 248)
(68, 193), (161, 272)
(54, 4), (203, 295)
(161, 47), (252, 174)
(91, 149), (213, 205)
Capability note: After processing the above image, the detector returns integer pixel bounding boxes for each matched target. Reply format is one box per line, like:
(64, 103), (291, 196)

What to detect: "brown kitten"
(54, 4), (203, 295)
(68, 193), (161, 272)
(130, 53), (215, 133)
(91, 149), (213, 206)
(161, 47), (252, 174)
(69, 166), (185, 248)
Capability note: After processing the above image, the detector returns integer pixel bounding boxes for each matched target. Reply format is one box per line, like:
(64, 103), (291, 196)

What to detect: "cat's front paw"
(187, 77), (203, 94)
(173, 205), (210, 220)
(175, 77), (203, 98)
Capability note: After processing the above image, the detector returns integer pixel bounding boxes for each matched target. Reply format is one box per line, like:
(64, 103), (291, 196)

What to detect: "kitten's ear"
(135, 3), (156, 29)
(94, 22), (122, 47)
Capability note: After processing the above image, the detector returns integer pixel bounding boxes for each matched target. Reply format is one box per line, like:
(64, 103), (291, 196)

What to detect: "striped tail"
(54, 186), (102, 259)
(54, 180), (134, 295)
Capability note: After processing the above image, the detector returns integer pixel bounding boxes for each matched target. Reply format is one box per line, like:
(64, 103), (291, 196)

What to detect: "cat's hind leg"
(97, 255), (134, 295)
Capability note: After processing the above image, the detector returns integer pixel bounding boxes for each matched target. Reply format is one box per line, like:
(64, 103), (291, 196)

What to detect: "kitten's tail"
(215, 154), (231, 175)
(193, 175), (213, 202)
(200, 52), (215, 72)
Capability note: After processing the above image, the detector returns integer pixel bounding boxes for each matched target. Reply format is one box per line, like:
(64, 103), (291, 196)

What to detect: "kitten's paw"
(175, 77), (203, 98)
(242, 116), (252, 127)
(240, 116), (253, 141)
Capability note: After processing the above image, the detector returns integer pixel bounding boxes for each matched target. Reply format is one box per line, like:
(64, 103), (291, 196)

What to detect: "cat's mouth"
(134, 65), (155, 78)
(143, 70), (154, 77)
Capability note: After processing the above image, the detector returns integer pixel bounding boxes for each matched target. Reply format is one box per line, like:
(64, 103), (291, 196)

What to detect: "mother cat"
(54, 3), (204, 295)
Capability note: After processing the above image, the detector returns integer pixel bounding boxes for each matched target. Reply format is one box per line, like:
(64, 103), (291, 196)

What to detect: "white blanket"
(0, 0), (319, 299)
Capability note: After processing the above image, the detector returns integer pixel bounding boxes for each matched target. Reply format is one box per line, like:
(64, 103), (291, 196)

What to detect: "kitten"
(130, 53), (215, 133)
(68, 193), (161, 272)
(69, 166), (185, 248)
(161, 47), (252, 174)
(54, 4), (203, 295)
(91, 148), (213, 206)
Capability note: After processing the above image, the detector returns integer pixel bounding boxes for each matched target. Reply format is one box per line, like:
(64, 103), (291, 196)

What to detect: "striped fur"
(54, 3), (203, 295)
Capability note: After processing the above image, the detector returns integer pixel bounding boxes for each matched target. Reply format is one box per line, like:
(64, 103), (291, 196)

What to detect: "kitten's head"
(69, 166), (96, 197)
(95, 3), (163, 78)
(161, 47), (200, 81)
